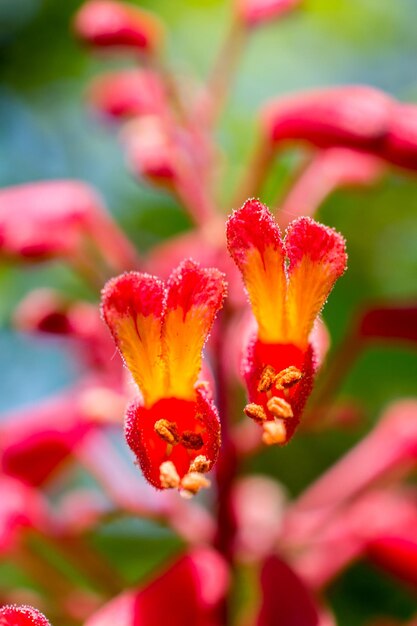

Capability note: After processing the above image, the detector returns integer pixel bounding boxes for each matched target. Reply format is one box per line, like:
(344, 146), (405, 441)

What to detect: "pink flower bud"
(87, 70), (167, 119)
(74, 0), (163, 54)
(235, 0), (301, 28)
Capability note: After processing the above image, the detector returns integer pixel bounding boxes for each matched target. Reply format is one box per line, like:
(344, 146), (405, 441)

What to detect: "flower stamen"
(244, 402), (267, 422)
(180, 472), (211, 498)
(267, 396), (293, 419)
(189, 455), (210, 473)
(154, 419), (180, 445)
(159, 461), (180, 489)
(274, 366), (303, 390)
(257, 365), (277, 393)
(181, 431), (204, 450)
(262, 420), (287, 445)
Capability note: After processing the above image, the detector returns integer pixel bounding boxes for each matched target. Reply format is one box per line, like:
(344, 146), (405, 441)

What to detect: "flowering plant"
(1, 1), (417, 625)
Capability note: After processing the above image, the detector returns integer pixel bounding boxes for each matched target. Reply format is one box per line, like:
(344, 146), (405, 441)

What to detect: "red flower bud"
(262, 86), (393, 151)
(74, 0), (163, 54)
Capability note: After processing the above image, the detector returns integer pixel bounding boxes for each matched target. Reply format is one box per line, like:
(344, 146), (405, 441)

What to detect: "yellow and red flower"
(101, 260), (226, 494)
(227, 199), (347, 445)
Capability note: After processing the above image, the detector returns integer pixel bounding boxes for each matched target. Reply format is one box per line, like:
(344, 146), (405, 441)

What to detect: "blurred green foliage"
(1, 0), (417, 623)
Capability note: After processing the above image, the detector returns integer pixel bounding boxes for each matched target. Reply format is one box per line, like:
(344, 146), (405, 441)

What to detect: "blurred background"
(1, 1), (417, 623)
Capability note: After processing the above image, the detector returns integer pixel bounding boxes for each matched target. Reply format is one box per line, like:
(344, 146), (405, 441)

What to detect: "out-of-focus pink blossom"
(0, 387), (124, 487)
(0, 605), (51, 626)
(0, 180), (138, 271)
(291, 488), (417, 589)
(14, 291), (123, 384)
(232, 476), (286, 561)
(235, 0), (301, 28)
(121, 117), (216, 225)
(74, 0), (163, 54)
(0, 477), (49, 554)
(87, 70), (167, 120)
(262, 86), (393, 151)
(85, 548), (229, 626)
(283, 400), (417, 546)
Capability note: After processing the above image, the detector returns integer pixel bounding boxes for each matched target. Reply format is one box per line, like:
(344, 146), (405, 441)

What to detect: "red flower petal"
(257, 555), (321, 626)
(262, 86), (393, 150)
(235, 0), (301, 27)
(227, 199), (287, 343)
(163, 259), (226, 399)
(125, 386), (221, 489)
(285, 217), (347, 348)
(74, 0), (163, 53)
(101, 272), (166, 406)
(0, 605), (51, 626)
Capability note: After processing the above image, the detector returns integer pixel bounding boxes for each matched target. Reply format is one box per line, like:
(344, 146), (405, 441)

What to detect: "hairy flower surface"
(227, 199), (347, 444)
(101, 260), (226, 493)
(0, 605), (51, 626)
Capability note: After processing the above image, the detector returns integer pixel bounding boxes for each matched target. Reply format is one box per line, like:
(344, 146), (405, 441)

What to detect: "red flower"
(0, 605), (51, 626)
(227, 200), (346, 444)
(74, 0), (163, 54)
(101, 260), (226, 494)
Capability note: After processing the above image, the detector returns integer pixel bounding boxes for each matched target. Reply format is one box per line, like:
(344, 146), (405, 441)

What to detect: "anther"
(262, 420), (287, 446)
(244, 403), (267, 422)
(267, 396), (293, 419)
(257, 365), (277, 393)
(154, 419), (180, 445)
(189, 455), (210, 473)
(181, 431), (204, 450)
(180, 472), (211, 498)
(274, 366), (303, 390)
(159, 461), (180, 489)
